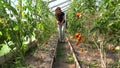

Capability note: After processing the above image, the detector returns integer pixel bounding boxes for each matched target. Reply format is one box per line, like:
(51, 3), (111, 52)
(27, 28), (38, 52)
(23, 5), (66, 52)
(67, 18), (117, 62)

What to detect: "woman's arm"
(61, 16), (65, 24)
(55, 14), (60, 25)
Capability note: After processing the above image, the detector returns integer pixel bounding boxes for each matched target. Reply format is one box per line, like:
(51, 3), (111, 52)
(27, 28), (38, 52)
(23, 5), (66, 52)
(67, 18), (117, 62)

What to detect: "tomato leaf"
(0, 31), (2, 36)
(13, 26), (19, 31)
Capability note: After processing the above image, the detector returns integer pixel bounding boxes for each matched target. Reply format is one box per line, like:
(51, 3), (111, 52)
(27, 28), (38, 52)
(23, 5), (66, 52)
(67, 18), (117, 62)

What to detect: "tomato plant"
(67, 0), (97, 43)
(0, 0), (56, 67)
(67, 0), (120, 67)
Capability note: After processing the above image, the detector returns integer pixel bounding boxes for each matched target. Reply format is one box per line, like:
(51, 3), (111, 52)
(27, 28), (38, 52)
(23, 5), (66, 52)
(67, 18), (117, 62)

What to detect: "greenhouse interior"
(0, 0), (120, 68)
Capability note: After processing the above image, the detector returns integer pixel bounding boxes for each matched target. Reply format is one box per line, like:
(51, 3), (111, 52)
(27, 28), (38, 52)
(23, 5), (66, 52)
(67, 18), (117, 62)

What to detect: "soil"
(25, 35), (75, 68)
(70, 39), (119, 68)
(25, 35), (58, 68)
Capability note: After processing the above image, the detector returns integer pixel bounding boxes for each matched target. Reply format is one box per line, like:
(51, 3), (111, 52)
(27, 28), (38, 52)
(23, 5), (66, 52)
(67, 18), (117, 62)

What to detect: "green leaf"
(22, 12), (25, 17)
(13, 26), (19, 31)
(0, 19), (2, 23)
(2, 0), (18, 16)
(107, 22), (114, 27)
(0, 44), (11, 56)
(0, 31), (2, 36)
(38, 23), (44, 30)
(22, 42), (28, 55)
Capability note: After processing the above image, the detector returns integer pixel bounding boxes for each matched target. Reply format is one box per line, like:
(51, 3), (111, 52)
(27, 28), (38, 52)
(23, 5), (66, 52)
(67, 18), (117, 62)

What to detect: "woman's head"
(55, 7), (62, 15)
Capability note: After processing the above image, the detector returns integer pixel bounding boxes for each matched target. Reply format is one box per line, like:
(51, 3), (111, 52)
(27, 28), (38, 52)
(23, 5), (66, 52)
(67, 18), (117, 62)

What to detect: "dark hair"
(55, 7), (62, 15)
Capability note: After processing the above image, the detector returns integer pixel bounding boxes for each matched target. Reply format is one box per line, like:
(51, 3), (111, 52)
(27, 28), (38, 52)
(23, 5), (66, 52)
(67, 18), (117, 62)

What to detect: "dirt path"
(53, 42), (75, 68)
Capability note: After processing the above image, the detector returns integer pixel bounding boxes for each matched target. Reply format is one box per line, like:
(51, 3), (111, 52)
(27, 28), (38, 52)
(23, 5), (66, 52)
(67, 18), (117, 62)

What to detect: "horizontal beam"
(51, 7), (69, 13)
(62, 9), (68, 12)
(61, 3), (70, 9)
(51, 4), (70, 12)
(61, 7), (69, 11)
(48, 0), (56, 3)
(50, 0), (70, 9)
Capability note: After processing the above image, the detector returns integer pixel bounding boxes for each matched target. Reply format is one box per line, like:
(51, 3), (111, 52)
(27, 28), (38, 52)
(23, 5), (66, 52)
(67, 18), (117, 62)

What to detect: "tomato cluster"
(70, 33), (82, 46)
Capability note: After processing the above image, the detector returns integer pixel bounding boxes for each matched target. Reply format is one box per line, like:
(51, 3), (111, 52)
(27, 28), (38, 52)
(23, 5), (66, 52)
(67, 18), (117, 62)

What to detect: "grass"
(56, 42), (75, 64)
(56, 43), (65, 57)
(65, 53), (74, 64)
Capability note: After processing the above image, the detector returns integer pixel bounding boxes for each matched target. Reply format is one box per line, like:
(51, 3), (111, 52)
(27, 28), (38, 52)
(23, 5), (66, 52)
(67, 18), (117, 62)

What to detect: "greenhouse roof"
(46, 0), (72, 13)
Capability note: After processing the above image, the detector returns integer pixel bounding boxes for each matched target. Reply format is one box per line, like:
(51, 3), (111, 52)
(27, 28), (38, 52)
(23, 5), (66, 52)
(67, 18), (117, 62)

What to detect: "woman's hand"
(57, 21), (61, 25)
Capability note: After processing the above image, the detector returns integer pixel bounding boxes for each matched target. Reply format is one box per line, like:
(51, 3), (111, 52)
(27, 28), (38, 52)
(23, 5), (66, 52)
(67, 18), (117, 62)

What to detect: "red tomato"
(78, 37), (81, 41)
(45, 42), (48, 45)
(76, 13), (81, 18)
(75, 33), (80, 38)
(75, 42), (79, 46)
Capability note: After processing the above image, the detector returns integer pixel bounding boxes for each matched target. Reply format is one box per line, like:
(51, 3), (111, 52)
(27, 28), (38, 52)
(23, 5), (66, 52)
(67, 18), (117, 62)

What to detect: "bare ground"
(70, 40), (119, 68)
(25, 35), (58, 68)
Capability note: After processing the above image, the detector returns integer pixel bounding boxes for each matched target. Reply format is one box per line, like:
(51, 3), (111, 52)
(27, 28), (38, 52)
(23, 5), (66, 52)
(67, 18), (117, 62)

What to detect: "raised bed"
(68, 38), (119, 68)
(0, 40), (37, 65)
(25, 35), (58, 68)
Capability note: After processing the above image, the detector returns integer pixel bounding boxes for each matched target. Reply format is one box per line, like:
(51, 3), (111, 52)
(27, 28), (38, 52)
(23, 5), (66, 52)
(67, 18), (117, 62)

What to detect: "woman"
(55, 7), (66, 42)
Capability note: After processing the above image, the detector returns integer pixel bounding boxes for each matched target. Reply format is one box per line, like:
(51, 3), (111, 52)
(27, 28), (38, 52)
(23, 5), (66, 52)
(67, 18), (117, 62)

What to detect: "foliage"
(67, 0), (120, 44)
(67, 0), (120, 67)
(0, 0), (56, 67)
